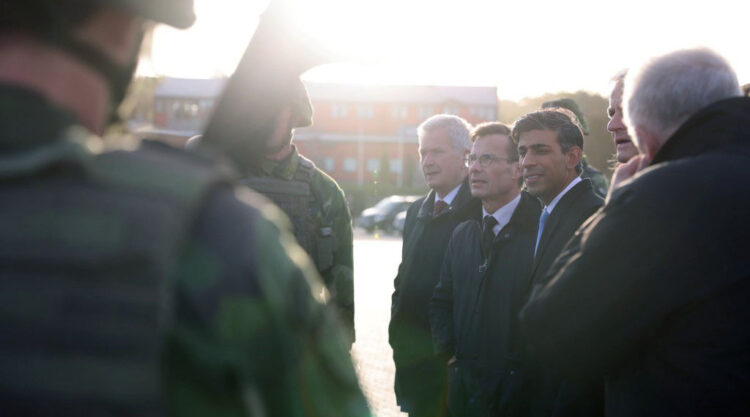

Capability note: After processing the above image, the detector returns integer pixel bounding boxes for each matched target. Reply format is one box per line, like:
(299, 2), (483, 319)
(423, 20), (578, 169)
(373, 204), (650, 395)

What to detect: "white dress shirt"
(482, 194), (521, 236)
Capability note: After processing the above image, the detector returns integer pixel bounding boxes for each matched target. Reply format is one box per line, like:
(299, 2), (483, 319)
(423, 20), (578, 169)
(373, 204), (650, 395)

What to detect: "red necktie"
(433, 200), (448, 218)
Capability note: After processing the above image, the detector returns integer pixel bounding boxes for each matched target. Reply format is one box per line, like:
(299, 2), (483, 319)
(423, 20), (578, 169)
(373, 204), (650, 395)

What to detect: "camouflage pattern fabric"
(0, 85), (369, 417)
(258, 146), (356, 344)
(580, 157), (609, 197)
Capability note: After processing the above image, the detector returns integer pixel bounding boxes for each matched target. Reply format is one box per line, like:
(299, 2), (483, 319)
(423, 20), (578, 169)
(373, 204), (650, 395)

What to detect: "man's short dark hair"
(511, 109), (584, 173)
(471, 122), (517, 161)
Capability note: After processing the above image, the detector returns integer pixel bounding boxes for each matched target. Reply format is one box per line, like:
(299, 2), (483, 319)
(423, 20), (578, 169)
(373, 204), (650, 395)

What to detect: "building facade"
(146, 78), (498, 187)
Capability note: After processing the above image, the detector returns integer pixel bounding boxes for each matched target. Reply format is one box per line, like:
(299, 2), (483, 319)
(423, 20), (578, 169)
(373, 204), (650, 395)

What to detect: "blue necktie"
(534, 209), (550, 258)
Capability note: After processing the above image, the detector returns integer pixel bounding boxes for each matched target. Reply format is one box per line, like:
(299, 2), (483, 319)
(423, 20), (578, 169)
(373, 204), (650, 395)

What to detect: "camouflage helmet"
(3, 0), (195, 29)
(541, 98), (590, 136)
(291, 78), (314, 128)
(97, 0), (196, 28)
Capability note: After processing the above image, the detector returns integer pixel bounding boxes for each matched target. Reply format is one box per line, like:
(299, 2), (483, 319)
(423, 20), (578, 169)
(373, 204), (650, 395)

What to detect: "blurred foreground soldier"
(606, 70), (639, 164)
(389, 114), (477, 417)
(513, 110), (603, 417)
(541, 98), (609, 196)
(0, 1), (369, 416)
(520, 48), (750, 416)
(199, 79), (355, 345)
(429, 123), (540, 416)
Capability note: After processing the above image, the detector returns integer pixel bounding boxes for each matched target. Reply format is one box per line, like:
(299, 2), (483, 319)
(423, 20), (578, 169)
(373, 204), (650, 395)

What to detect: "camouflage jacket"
(253, 146), (355, 343)
(0, 85), (368, 417)
(581, 158), (609, 198)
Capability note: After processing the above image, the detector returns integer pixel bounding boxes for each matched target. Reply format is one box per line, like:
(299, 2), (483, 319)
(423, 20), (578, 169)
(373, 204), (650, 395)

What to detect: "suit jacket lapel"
(529, 180), (590, 280)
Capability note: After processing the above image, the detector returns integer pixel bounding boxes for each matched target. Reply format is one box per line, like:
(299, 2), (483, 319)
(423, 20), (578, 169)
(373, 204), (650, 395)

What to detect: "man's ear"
(634, 125), (661, 161)
(565, 146), (583, 170)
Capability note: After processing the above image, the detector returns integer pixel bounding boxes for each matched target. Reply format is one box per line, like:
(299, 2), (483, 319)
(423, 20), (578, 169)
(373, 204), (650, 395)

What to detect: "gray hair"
(624, 48), (741, 142)
(418, 114), (473, 152)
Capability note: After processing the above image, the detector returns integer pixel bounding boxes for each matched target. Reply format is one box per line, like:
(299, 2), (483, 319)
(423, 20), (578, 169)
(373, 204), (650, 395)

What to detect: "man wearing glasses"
(429, 122), (541, 416)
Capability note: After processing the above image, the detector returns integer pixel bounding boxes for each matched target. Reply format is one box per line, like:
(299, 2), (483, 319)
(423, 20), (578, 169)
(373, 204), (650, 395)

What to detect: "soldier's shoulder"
(92, 139), (234, 201)
(307, 162), (343, 192)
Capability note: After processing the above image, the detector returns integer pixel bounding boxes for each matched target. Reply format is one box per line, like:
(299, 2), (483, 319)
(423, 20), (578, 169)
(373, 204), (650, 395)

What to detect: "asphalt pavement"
(351, 228), (407, 417)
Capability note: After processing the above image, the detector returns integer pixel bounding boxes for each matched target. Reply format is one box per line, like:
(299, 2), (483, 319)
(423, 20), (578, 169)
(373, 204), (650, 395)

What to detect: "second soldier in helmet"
(196, 78), (356, 345)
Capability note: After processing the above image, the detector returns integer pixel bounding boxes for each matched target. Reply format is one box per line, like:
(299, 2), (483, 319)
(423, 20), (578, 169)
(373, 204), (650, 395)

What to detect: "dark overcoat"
(429, 192), (540, 416)
(389, 178), (479, 412)
(521, 97), (750, 417)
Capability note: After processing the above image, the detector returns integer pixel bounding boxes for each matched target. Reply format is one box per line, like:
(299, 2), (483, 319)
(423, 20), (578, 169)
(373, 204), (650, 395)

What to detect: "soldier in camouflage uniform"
(198, 79), (356, 345)
(0, 1), (369, 416)
(541, 98), (610, 197)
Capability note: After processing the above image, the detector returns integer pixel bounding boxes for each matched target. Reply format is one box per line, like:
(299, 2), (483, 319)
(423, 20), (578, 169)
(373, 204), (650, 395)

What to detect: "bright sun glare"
(144, 0), (750, 101)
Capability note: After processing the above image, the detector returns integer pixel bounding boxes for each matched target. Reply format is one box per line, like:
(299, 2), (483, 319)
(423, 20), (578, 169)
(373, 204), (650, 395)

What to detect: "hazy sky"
(144, 0), (750, 100)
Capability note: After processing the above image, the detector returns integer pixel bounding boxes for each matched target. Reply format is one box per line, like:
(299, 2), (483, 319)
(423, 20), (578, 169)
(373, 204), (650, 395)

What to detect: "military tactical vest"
(0, 132), (229, 415)
(241, 156), (335, 274)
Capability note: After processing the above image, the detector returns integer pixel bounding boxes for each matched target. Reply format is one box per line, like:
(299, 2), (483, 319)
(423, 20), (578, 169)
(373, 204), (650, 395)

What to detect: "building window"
(332, 103), (349, 118)
(443, 105), (461, 116)
(366, 158), (380, 172)
(391, 105), (408, 120)
(343, 158), (357, 172)
(418, 105), (434, 120)
(357, 104), (374, 119)
(322, 157), (335, 172)
(389, 159), (402, 173)
(471, 106), (496, 120)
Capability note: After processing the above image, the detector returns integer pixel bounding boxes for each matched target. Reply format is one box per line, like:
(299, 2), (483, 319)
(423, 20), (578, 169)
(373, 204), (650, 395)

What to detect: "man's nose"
(520, 154), (534, 168)
(608, 115), (624, 132)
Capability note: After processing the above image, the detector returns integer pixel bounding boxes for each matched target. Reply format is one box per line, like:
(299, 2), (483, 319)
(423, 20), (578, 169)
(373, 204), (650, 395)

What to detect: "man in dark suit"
(512, 109), (604, 416)
(390, 114), (479, 417)
(521, 48), (750, 417)
(429, 122), (540, 417)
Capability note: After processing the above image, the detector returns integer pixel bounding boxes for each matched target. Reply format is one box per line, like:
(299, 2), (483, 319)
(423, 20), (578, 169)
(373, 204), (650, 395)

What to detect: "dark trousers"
(396, 360), (450, 417)
(447, 362), (503, 417)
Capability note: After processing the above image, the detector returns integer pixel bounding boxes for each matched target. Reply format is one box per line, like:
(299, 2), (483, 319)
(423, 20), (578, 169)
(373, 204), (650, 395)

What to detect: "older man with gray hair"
(520, 47), (750, 416)
(390, 114), (479, 417)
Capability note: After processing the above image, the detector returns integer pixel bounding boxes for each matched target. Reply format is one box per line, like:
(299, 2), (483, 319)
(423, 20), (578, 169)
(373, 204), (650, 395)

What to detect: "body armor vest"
(241, 156), (335, 274)
(0, 135), (228, 415)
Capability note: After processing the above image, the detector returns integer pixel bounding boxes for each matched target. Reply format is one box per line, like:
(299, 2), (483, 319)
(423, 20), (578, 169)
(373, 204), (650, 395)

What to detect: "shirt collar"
(482, 193), (521, 235)
(436, 182), (463, 206)
(545, 176), (581, 214)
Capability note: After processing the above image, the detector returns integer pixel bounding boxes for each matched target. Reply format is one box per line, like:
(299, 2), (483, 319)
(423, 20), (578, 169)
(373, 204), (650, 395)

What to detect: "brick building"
(147, 78), (498, 187)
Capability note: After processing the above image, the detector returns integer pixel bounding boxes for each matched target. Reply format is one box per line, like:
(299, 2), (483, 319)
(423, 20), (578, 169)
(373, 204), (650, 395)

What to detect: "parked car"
(392, 210), (407, 235)
(358, 195), (420, 233)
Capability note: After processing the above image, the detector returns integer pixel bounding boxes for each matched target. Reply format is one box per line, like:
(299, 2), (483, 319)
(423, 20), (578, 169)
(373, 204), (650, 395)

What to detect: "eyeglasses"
(464, 153), (515, 168)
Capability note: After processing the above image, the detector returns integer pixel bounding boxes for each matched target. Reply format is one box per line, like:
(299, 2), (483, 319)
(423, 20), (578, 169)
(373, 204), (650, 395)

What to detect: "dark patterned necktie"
(433, 199), (448, 218)
(482, 215), (498, 259)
